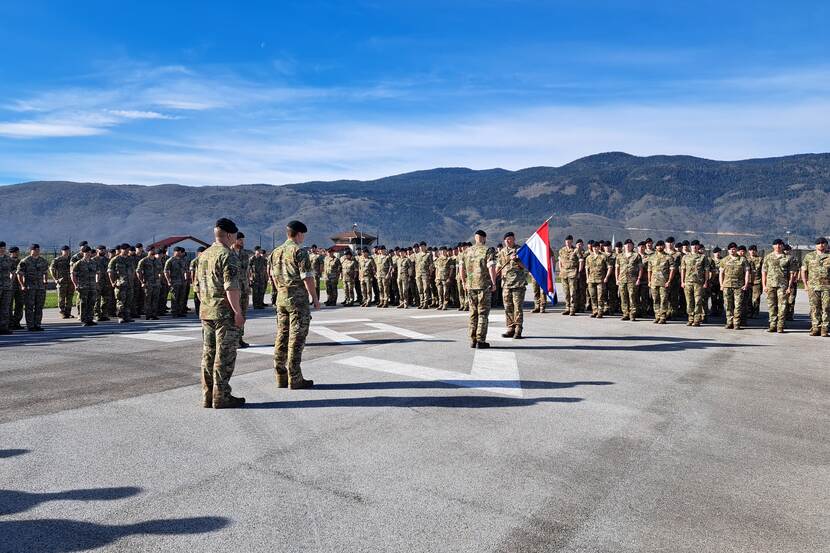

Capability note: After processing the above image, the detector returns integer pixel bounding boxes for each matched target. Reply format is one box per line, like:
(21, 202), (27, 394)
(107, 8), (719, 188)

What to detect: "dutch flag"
(516, 219), (557, 304)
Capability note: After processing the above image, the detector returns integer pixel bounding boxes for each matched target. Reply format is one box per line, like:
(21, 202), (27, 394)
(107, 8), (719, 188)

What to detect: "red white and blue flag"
(516, 218), (557, 303)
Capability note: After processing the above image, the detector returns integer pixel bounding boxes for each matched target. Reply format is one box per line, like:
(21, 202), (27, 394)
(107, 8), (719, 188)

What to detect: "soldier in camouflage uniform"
(663, 237), (682, 320)
(232, 234), (252, 348)
(616, 239), (643, 321)
(71, 246), (99, 326)
(108, 244), (134, 323)
(340, 249), (358, 306)
(271, 220), (319, 389)
(310, 246), (324, 300)
(719, 242), (751, 330)
(585, 241), (611, 318)
(190, 246), (205, 314)
(156, 249), (169, 315)
(575, 239), (588, 313)
(434, 247), (452, 310)
(499, 232), (528, 339)
(801, 236), (830, 337)
(137, 249), (161, 320)
(198, 218), (247, 408)
(8, 247), (24, 330)
(70, 241), (87, 317)
(761, 239), (795, 333)
(455, 243), (468, 311)
(557, 235), (581, 316)
(0, 242), (13, 334)
(415, 241), (434, 309)
(531, 280), (546, 313)
(133, 243), (147, 317)
(637, 241), (653, 317)
(50, 246), (75, 319)
(165, 247), (189, 317)
(647, 240), (674, 324)
(396, 249), (413, 309)
(323, 249), (341, 306)
(460, 230), (497, 348)
(94, 246), (112, 322)
(249, 246), (269, 309)
(358, 248), (375, 307)
(707, 247), (724, 317)
(783, 244), (799, 321)
(16, 244), (48, 331)
(680, 240), (710, 326)
(602, 241), (619, 315)
(748, 245), (763, 318)
(736, 245), (752, 317)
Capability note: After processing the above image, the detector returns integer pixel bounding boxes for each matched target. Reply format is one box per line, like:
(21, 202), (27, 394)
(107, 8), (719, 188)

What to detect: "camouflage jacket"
(434, 257), (452, 282)
(616, 252), (643, 284)
(748, 255), (763, 285)
(463, 244), (496, 290)
(681, 252), (710, 285)
(137, 256), (160, 287)
(234, 249), (252, 293)
(50, 255), (72, 283)
(0, 254), (14, 290)
(165, 256), (187, 286)
(558, 246), (580, 278)
(198, 243), (241, 320)
(10, 256), (21, 290)
(414, 251), (433, 276)
(585, 252), (608, 284)
(648, 251), (674, 287)
(802, 251), (830, 291)
(17, 255), (49, 289)
(249, 255), (268, 283)
(720, 255), (749, 288)
(311, 253), (325, 277)
(373, 254), (392, 279)
(397, 257), (413, 280)
(340, 257), (358, 280)
(324, 256), (342, 280)
(358, 256), (376, 280)
(71, 258), (99, 290)
(762, 252), (792, 289)
(108, 255), (132, 287)
(270, 238), (313, 299)
(498, 246), (527, 289)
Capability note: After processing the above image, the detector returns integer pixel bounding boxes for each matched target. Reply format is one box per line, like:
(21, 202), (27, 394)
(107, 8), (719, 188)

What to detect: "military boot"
(767, 327), (776, 333)
(275, 373), (288, 388)
(201, 387), (213, 408)
(513, 327), (523, 339)
(470, 340), (477, 348)
(501, 327), (515, 338)
(289, 378), (314, 390)
(621, 315), (629, 321)
(475, 341), (490, 349)
(531, 307), (540, 314)
(212, 392), (245, 409)
(822, 328), (829, 337)
(809, 328), (819, 336)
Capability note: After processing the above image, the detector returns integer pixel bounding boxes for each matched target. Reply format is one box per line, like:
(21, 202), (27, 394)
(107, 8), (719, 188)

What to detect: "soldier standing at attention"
(719, 242), (751, 330)
(396, 249), (412, 308)
(165, 247), (188, 318)
(499, 232), (528, 339)
(377, 246), (394, 307)
(190, 246), (205, 314)
(680, 240), (710, 327)
(0, 242), (13, 335)
(71, 246), (99, 327)
(434, 247), (451, 310)
(108, 244), (134, 324)
(558, 235), (581, 316)
(8, 247), (24, 330)
(801, 236), (830, 337)
(708, 247), (724, 317)
(575, 239), (588, 313)
(94, 246), (112, 322)
(311, 246), (324, 301)
(648, 241), (674, 324)
(762, 239), (795, 333)
(603, 241), (619, 315)
(16, 244), (49, 331)
(585, 241), (611, 318)
(783, 244), (799, 321)
(748, 245), (763, 318)
(156, 248), (169, 316)
(231, 234), (251, 348)
(460, 230), (497, 349)
(323, 249), (341, 306)
(137, 249), (161, 320)
(415, 241), (434, 309)
(736, 245), (752, 317)
(249, 247), (268, 309)
(340, 249), (358, 306)
(271, 220), (319, 390)
(133, 243), (147, 317)
(50, 246), (75, 319)
(198, 218), (247, 408)
(616, 239), (643, 321)
(358, 248), (375, 307)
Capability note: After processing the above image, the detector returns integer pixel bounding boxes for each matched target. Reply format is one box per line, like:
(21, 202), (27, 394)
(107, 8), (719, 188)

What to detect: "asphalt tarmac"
(1, 294), (827, 552)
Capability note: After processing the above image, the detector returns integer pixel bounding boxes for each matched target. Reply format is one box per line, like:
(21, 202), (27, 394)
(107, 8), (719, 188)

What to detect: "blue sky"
(1, 0), (828, 185)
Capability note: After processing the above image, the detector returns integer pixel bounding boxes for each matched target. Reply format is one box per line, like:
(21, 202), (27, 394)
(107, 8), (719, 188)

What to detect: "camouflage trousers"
(651, 285), (669, 320)
(77, 288), (97, 323)
(96, 284), (114, 319)
(532, 280), (545, 311)
(143, 285), (160, 318)
(134, 284), (145, 316)
(559, 276), (578, 314)
(24, 288), (46, 328)
(416, 275), (432, 307)
(467, 288), (491, 342)
(587, 282), (605, 315)
(605, 280), (619, 314)
(751, 284), (762, 317)
(274, 296), (311, 383)
(239, 291), (249, 338)
(683, 283), (705, 323)
(807, 288), (830, 331)
(114, 284), (132, 319)
(157, 283), (169, 314)
(766, 287), (788, 330)
(708, 283), (723, 316)
(344, 277), (356, 304)
(575, 275), (587, 312)
(0, 288), (11, 330)
(57, 280), (74, 316)
(785, 286), (797, 321)
(360, 278), (373, 305)
(723, 287), (744, 326)
(325, 278), (339, 305)
(170, 283), (187, 316)
(619, 282), (638, 317)
(397, 278), (409, 306)
(638, 284), (652, 317)
(503, 287), (525, 330)
(252, 281), (267, 309)
(456, 278), (466, 309)
(11, 286), (23, 327)
(201, 317), (241, 397)
(378, 276), (391, 306)
(435, 278), (449, 308)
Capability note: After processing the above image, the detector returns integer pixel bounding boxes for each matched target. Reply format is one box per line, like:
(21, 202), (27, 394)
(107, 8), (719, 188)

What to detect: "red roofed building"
(147, 235), (210, 254)
(330, 230), (376, 253)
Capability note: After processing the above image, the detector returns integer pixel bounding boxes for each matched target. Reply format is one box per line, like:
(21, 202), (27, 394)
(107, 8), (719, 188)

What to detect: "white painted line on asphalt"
(148, 326), (203, 333)
(346, 329), (392, 335)
(124, 332), (196, 343)
(309, 326), (363, 345)
(335, 354), (523, 397)
(239, 345), (274, 356)
(364, 323), (436, 341)
(410, 313), (469, 319)
(311, 318), (372, 325)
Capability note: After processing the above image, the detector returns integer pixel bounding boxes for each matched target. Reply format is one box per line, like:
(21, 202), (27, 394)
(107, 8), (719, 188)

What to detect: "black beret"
(122, 243), (131, 249)
(311, 244), (317, 249)
(79, 241), (88, 247)
(727, 242), (738, 249)
(61, 245), (70, 251)
(645, 237), (653, 243)
(665, 236), (675, 243)
(772, 238), (784, 246)
(503, 232), (515, 240)
(30, 243), (40, 250)
(81, 245), (92, 253)
(286, 220), (307, 233)
(475, 229), (486, 237)
(624, 239), (633, 245)
(345, 249), (353, 255)
(439, 246), (447, 251)
(656, 240), (665, 247)
(129, 247), (136, 252)
(748, 244), (757, 251)
(713, 247), (722, 253)
(565, 235), (573, 241)
(575, 238), (583, 244)
(97, 245), (106, 250)
(816, 236), (828, 245)
(737, 245), (746, 251)
(215, 218), (239, 233)
(615, 241), (622, 248)
(0, 241), (5, 248)
(135, 243), (143, 248)
(691, 240), (700, 246)
(682, 240), (690, 246)
(783, 244), (791, 251)
(637, 241), (646, 247)
(197, 246), (207, 252)
(588, 240), (595, 246)
(236, 232), (245, 239)
(9, 246), (19, 253)
(419, 241), (427, 246)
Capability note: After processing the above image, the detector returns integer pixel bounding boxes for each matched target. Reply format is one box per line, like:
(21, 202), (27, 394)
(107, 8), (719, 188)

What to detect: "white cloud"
(108, 110), (176, 120)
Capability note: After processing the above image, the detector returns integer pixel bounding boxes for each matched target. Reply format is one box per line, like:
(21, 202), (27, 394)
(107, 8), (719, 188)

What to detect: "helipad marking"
(125, 332), (195, 343)
(309, 326), (363, 345)
(410, 313), (469, 319)
(364, 323), (436, 341)
(335, 353), (523, 397)
(311, 318), (373, 325)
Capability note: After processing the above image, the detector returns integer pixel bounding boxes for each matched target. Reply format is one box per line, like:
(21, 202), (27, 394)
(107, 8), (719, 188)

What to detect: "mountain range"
(2, 152), (828, 251)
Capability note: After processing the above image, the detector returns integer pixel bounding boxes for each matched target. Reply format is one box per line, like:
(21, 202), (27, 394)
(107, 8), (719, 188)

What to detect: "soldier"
(231, 234), (252, 348)
(575, 239), (587, 313)
(323, 249), (341, 306)
(762, 239), (795, 333)
(647, 240), (674, 324)
(388, 247), (400, 307)
(108, 244), (134, 324)
(663, 237), (681, 320)
(680, 240), (710, 326)
(637, 241), (652, 317)
(358, 248), (375, 307)
(310, 245), (324, 299)
(16, 244), (48, 331)
(434, 247), (452, 310)
(414, 241), (434, 309)
(708, 247), (724, 317)
(340, 249), (358, 306)
(0, 242), (13, 334)
(378, 245), (394, 308)
(133, 243), (147, 317)
(71, 246), (99, 326)
(156, 248), (170, 315)
(8, 247), (24, 330)
(557, 235), (581, 316)
(93, 246), (112, 322)
(616, 239), (643, 321)
(719, 242), (751, 330)
(531, 280), (545, 313)
(784, 243), (799, 321)
(460, 230), (497, 348)
(603, 241), (619, 315)
(249, 246), (269, 309)
(801, 236), (830, 337)
(585, 241), (611, 318)
(270, 220), (319, 390)
(190, 246), (206, 314)
(165, 247), (188, 318)
(748, 245), (763, 318)
(396, 249), (412, 308)
(198, 218), (247, 408)
(137, 249), (161, 320)
(499, 232), (528, 339)
(50, 246), (75, 319)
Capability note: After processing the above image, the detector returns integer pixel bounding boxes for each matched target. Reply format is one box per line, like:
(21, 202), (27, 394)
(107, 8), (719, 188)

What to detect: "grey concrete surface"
(0, 294), (828, 552)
